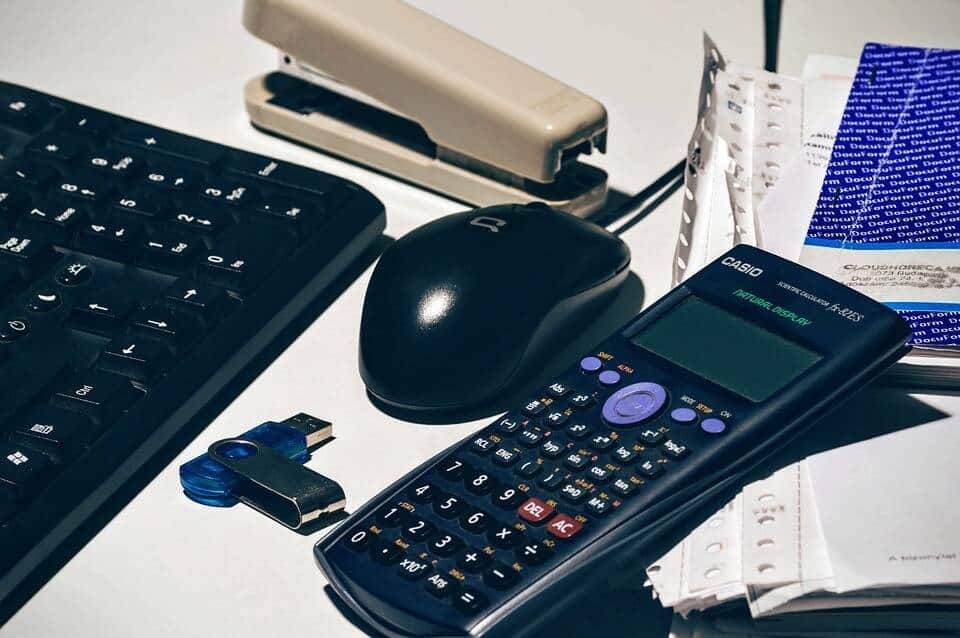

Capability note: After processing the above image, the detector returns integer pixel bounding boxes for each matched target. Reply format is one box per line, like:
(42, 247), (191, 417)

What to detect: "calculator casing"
(315, 245), (911, 637)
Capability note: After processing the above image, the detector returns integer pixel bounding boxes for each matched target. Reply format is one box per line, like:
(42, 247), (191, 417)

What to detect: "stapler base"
(244, 72), (608, 217)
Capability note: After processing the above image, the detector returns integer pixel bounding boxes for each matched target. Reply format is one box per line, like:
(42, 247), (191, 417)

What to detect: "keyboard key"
(585, 496), (612, 517)
(516, 540), (552, 565)
(589, 434), (614, 451)
(27, 133), (85, 161)
(488, 523), (523, 548)
(612, 445), (637, 463)
(54, 108), (110, 137)
(459, 508), (490, 534)
(437, 456), (467, 481)
(0, 316), (30, 342)
(424, 573), (459, 598)
(113, 124), (223, 167)
(639, 428), (664, 445)
(496, 414), (521, 434)
(222, 154), (340, 196)
(563, 452), (588, 470)
(569, 392), (594, 408)
(51, 370), (138, 424)
(611, 477), (638, 498)
(99, 336), (172, 382)
(130, 305), (204, 352)
(469, 435), (495, 455)
(9, 405), (97, 463)
(376, 504), (405, 528)
(565, 422), (591, 439)
(464, 470), (494, 495)
(515, 459), (541, 478)
(7, 160), (58, 188)
(586, 465), (613, 483)
(400, 516), (435, 542)
(168, 203), (231, 236)
(200, 179), (257, 207)
(397, 556), (432, 580)
(559, 483), (587, 503)
(254, 195), (322, 234)
(162, 279), (229, 324)
(546, 513), (584, 540)
(542, 410), (568, 427)
(433, 493), (464, 518)
(546, 381), (570, 398)
(24, 287), (62, 313)
(55, 169), (111, 201)
(0, 232), (57, 277)
(428, 533), (462, 556)
(518, 497), (555, 524)
(537, 467), (565, 490)
(74, 219), (142, 260)
(371, 538), (404, 565)
(111, 189), (162, 219)
(0, 92), (56, 132)
(407, 480), (435, 503)
(662, 439), (690, 459)
(491, 447), (519, 466)
(0, 180), (29, 221)
(84, 151), (139, 178)
(490, 484), (524, 509)
(54, 260), (92, 287)
(141, 163), (196, 192)
(455, 547), (490, 573)
(452, 587), (487, 615)
(136, 233), (200, 274)
(637, 457), (663, 478)
(540, 439), (564, 458)
(17, 199), (86, 244)
(344, 528), (370, 551)
(0, 444), (52, 500)
(70, 287), (136, 335)
(483, 562), (518, 590)
(198, 224), (291, 293)
(518, 429), (542, 446)
(521, 399), (546, 417)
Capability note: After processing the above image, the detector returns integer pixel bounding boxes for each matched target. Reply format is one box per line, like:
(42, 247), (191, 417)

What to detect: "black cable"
(764, 0), (783, 72)
(595, 158), (686, 228)
(610, 175), (684, 237)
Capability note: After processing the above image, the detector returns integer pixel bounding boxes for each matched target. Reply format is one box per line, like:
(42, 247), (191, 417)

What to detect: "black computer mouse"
(359, 202), (631, 420)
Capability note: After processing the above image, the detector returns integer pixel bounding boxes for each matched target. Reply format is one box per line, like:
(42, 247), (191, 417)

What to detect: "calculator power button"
(601, 382), (667, 427)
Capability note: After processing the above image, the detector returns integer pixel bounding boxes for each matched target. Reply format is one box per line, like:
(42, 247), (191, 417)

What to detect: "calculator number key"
(438, 457), (467, 481)
(401, 517), (435, 542)
(459, 509), (490, 533)
(491, 484), (524, 509)
(428, 533), (464, 556)
(434, 493), (465, 518)
(465, 470), (495, 495)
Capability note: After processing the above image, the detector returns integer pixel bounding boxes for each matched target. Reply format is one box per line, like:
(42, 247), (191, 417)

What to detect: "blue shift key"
(179, 413), (332, 506)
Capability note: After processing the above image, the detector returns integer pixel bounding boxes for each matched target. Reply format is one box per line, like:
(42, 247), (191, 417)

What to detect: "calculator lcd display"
(630, 296), (821, 402)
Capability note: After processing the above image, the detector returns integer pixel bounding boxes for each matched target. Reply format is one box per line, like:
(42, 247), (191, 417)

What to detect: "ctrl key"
(51, 370), (141, 424)
(0, 444), (52, 501)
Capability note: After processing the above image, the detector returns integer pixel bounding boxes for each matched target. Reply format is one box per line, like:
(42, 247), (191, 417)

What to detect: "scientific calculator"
(316, 245), (911, 638)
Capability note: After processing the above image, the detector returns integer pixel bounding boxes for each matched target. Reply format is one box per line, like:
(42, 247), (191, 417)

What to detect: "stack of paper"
(644, 416), (960, 621)
(672, 38), (960, 387)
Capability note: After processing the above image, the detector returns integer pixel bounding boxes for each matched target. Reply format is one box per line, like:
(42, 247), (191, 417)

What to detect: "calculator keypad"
(332, 347), (738, 623)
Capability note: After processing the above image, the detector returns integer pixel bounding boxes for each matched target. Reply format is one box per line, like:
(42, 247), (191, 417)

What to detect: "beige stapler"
(242, 0), (609, 217)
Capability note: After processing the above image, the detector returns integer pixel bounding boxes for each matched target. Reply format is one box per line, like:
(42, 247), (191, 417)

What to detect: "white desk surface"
(3, 2), (960, 636)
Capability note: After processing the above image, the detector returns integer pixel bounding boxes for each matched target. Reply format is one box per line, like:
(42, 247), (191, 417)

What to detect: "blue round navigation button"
(598, 370), (621, 386)
(700, 418), (726, 434)
(601, 382), (667, 426)
(580, 356), (602, 373)
(670, 407), (698, 424)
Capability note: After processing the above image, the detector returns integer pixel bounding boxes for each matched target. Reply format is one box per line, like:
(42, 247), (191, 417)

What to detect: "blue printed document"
(801, 43), (960, 348)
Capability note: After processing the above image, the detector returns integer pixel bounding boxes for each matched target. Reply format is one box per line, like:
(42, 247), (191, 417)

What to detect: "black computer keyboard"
(0, 81), (385, 616)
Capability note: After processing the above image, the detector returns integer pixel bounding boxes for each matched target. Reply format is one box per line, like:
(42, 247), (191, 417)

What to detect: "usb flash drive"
(179, 413), (333, 507)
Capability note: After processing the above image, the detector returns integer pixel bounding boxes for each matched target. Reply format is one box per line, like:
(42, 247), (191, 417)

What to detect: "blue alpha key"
(179, 413), (332, 506)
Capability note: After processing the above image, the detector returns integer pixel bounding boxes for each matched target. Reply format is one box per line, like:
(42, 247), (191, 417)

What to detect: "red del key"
(546, 513), (583, 540)
(517, 497), (554, 524)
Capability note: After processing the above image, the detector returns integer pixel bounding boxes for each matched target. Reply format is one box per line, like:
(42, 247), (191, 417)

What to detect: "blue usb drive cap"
(179, 413), (333, 507)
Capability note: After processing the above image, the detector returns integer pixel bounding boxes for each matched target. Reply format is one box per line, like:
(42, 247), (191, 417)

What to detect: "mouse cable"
(607, 174), (684, 237)
(593, 158), (686, 230)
